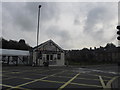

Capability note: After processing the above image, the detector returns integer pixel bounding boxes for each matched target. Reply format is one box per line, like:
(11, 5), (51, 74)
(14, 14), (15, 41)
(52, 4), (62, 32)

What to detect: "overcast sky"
(2, 2), (118, 49)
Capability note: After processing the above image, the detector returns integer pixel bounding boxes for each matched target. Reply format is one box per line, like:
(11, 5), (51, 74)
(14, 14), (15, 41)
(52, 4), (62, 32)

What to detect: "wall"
(56, 53), (65, 66)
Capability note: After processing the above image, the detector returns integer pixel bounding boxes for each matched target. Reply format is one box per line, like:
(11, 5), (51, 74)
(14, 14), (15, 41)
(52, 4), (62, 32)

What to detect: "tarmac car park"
(1, 64), (119, 89)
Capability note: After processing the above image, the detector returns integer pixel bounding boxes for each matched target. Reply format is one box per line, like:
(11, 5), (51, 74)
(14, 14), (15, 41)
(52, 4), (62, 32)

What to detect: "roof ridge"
(33, 39), (64, 51)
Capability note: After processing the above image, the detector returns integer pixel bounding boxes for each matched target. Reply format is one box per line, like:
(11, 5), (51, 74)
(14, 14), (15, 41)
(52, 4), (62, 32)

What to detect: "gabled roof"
(33, 40), (64, 52)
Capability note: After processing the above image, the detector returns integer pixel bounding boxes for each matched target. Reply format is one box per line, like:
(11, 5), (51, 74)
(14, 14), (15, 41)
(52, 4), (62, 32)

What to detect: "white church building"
(32, 40), (65, 66)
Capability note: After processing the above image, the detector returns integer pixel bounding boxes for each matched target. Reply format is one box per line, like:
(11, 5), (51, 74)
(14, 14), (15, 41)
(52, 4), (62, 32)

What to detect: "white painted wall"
(33, 52), (37, 63)
(56, 53), (65, 66)
(33, 40), (65, 66)
(35, 53), (65, 66)
(42, 54), (46, 62)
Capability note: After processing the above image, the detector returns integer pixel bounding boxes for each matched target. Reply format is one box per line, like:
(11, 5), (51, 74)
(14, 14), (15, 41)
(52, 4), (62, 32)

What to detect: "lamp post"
(36, 5), (41, 66)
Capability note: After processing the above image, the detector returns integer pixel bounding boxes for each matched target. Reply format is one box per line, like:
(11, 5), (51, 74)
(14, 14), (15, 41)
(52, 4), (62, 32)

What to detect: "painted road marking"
(1, 84), (30, 90)
(39, 79), (103, 88)
(88, 73), (113, 79)
(11, 72), (20, 74)
(52, 75), (108, 81)
(21, 69), (62, 75)
(3, 75), (37, 81)
(106, 76), (119, 88)
(71, 82), (102, 88)
(4, 75), (36, 81)
(77, 77), (107, 81)
(99, 76), (106, 88)
(3, 70), (65, 90)
(2, 77), (17, 80)
(3, 72), (109, 82)
(2, 67), (119, 89)
(2, 75), (105, 88)
(58, 72), (80, 90)
(3, 69), (62, 78)
(1, 84), (15, 88)
(3, 71), (109, 89)
(3, 68), (51, 74)
(80, 68), (118, 75)
(2, 79), (105, 89)
(40, 79), (65, 84)
(14, 70), (66, 87)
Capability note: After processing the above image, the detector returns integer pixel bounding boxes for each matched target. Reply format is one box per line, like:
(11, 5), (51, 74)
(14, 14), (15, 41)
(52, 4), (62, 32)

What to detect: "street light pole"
(36, 5), (41, 66)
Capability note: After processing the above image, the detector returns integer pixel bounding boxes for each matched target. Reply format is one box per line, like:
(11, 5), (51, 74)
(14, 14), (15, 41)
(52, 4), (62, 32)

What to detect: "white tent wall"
(0, 49), (30, 65)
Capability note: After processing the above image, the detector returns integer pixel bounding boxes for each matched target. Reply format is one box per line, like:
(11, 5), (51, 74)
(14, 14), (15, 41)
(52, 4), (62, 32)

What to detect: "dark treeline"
(0, 37), (32, 51)
(1, 37), (119, 65)
(65, 43), (119, 65)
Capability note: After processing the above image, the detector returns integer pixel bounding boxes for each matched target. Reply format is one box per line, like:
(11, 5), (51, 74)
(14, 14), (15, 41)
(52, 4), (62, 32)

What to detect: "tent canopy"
(0, 49), (30, 56)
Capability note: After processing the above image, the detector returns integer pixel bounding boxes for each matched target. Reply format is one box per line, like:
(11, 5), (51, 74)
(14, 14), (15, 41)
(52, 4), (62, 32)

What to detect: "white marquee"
(0, 49), (30, 56)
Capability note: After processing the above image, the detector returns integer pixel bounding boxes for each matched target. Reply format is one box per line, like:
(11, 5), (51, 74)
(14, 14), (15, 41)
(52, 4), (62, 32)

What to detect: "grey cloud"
(2, 2), (117, 49)
(83, 5), (116, 42)
(119, 2), (120, 24)
(25, 2), (60, 22)
(74, 18), (80, 25)
(2, 2), (36, 32)
(2, 2), (60, 32)
(84, 7), (106, 32)
(46, 26), (70, 40)
(45, 26), (72, 49)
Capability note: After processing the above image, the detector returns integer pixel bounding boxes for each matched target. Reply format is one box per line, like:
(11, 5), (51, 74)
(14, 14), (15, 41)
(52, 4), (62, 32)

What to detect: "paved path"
(1, 64), (119, 89)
